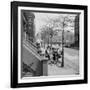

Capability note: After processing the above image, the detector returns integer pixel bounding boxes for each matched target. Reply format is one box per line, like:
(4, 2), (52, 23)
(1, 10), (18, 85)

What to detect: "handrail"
(24, 39), (37, 51)
(23, 40), (48, 61)
(23, 42), (41, 60)
(23, 40), (36, 52)
(28, 40), (37, 49)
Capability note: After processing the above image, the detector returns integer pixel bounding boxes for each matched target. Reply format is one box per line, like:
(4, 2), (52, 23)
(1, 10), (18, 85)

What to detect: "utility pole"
(58, 28), (64, 67)
(61, 28), (64, 67)
(61, 17), (66, 67)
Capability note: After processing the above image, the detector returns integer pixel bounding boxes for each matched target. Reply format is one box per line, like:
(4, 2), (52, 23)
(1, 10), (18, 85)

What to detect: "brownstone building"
(21, 11), (48, 77)
(74, 14), (79, 48)
(21, 10), (35, 42)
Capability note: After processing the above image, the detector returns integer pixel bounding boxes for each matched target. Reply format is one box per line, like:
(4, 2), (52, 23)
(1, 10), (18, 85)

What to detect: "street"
(48, 47), (79, 76)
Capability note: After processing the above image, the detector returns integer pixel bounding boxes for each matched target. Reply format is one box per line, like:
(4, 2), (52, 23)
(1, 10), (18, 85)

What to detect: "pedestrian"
(45, 46), (50, 60)
(53, 48), (58, 64)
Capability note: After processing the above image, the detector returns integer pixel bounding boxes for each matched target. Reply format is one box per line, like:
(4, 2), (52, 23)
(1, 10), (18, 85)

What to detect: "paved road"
(48, 47), (79, 76)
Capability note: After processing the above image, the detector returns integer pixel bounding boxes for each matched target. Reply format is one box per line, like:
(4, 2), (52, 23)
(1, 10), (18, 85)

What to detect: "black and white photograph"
(21, 10), (80, 77)
(11, 1), (87, 88)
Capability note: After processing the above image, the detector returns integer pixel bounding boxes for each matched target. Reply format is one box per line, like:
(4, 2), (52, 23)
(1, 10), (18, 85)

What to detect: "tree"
(40, 24), (55, 45)
(40, 15), (76, 67)
(45, 15), (75, 67)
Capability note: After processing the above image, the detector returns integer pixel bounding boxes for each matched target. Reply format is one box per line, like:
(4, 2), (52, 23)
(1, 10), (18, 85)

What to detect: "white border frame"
(18, 6), (84, 83)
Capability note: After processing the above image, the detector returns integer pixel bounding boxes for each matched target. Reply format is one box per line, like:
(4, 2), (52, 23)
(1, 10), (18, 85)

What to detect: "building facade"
(21, 10), (35, 43)
(74, 14), (79, 48)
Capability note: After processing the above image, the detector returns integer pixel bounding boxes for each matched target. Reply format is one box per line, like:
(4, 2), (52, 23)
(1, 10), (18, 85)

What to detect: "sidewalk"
(48, 62), (78, 76)
(48, 47), (79, 76)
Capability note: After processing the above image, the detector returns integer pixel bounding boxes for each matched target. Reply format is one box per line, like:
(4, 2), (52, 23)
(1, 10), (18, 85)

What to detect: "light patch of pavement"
(48, 64), (77, 75)
(48, 48), (79, 76)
